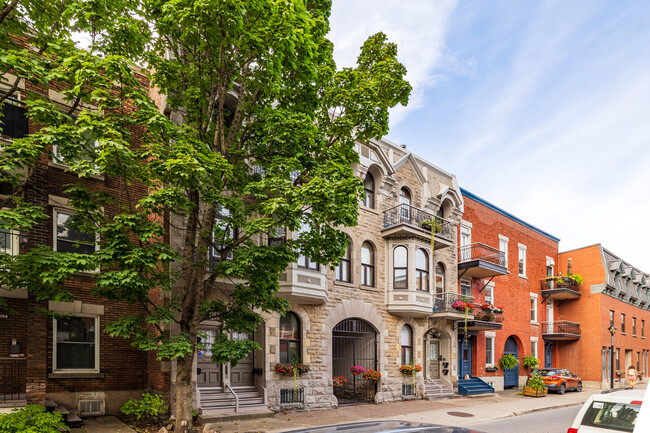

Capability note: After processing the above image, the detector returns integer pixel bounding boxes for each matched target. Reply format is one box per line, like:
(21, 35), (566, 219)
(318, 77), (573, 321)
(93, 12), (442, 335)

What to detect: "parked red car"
(530, 368), (583, 394)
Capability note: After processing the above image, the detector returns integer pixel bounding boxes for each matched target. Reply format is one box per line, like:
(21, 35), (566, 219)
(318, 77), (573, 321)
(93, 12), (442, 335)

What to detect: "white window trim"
(518, 243), (527, 278)
(460, 279), (472, 297)
(485, 331), (496, 366)
(53, 208), (100, 260)
(484, 281), (495, 305)
(499, 234), (509, 270)
(531, 337), (538, 358)
(530, 292), (538, 324)
(52, 313), (101, 374)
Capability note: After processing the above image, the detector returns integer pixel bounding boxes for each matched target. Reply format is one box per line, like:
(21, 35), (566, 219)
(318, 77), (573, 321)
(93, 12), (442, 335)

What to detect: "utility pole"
(608, 324), (617, 389)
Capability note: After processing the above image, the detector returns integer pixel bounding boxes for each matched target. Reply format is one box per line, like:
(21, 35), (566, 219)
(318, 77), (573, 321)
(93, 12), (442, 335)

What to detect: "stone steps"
(424, 379), (455, 399)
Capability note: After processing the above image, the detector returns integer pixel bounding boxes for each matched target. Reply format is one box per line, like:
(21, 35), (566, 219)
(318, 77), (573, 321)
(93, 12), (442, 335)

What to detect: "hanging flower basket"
(452, 300), (473, 312)
(274, 362), (311, 376)
(350, 365), (366, 376)
(399, 364), (422, 374)
(332, 376), (348, 387)
(363, 369), (381, 383)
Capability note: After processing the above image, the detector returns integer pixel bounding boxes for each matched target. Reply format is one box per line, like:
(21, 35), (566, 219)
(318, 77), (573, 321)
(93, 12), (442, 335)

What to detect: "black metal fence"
(458, 243), (506, 266)
(0, 358), (26, 403)
(401, 384), (415, 396)
(332, 319), (377, 404)
(383, 204), (452, 241)
(280, 388), (304, 404)
(542, 320), (581, 336)
(433, 292), (474, 312)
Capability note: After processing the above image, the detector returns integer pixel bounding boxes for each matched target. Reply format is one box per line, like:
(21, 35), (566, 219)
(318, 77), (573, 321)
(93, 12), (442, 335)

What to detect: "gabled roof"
(393, 152), (426, 185)
(363, 140), (395, 176)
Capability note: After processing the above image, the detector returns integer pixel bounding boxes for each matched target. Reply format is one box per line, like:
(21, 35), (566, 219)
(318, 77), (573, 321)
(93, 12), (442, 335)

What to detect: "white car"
(567, 388), (643, 433)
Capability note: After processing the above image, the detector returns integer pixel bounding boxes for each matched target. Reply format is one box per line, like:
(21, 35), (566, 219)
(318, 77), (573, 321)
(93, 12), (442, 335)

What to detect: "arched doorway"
(503, 336), (519, 388)
(332, 318), (378, 404)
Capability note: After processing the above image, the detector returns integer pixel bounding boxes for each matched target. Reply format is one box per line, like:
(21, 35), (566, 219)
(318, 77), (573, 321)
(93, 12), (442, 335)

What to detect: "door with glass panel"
(197, 325), (222, 387)
(428, 339), (440, 379)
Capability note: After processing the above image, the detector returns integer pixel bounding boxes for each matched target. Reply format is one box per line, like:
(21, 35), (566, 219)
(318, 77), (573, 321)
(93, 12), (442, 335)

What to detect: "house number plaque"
(0, 314), (8, 319)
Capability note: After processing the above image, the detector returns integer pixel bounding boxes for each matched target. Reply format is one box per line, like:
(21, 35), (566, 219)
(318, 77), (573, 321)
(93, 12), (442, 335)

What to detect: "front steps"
(424, 379), (455, 399)
(44, 399), (83, 429)
(458, 377), (495, 396)
(198, 386), (272, 421)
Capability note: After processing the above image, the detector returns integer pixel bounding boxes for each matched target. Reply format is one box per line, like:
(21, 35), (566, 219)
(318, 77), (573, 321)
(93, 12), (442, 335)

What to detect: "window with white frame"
(54, 210), (97, 255)
(297, 222), (319, 270)
(52, 115), (99, 167)
(54, 314), (99, 372)
(460, 222), (471, 261)
(485, 332), (495, 366)
(518, 244), (527, 277)
(460, 280), (471, 297)
(499, 235), (508, 268)
(335, 237), (351, 283)
(0, 226), (19, 255)
(484, 283), (494, 305)
(531, 337), (538, 359)
(530, 293), (538, 323)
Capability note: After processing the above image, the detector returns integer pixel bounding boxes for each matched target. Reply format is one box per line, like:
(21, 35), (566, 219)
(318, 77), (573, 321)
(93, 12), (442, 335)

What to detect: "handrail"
(458, 243), (505, 266)
(383, 204), (453, 241)
(224, 383), (239, 412)
(542, 320), (581, 335)
(256, 382), (267, 406)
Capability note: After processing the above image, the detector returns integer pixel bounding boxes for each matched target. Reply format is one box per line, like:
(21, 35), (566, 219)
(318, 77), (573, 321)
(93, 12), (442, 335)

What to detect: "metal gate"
(332, 319), (377, 404)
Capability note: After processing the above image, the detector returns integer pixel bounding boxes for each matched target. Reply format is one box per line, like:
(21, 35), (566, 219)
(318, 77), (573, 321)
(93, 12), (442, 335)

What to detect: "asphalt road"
(467, 405), (582, 433)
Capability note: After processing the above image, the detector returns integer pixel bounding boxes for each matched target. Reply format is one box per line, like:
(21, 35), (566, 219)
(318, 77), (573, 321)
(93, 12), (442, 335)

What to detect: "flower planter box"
(522, 386), (547, 397)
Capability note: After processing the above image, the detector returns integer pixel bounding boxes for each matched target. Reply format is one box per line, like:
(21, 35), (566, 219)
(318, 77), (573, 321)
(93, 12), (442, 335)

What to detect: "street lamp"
(608, 324), (617, 389)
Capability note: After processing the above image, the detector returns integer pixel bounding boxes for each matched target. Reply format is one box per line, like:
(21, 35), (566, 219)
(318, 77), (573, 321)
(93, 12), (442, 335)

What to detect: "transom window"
(335, 238), (351, 283)
(54, 315), (99, 372)
(54, 210), (96, 255)
(415, 249), (429, 291)
(279, 312), (301, 363)
(393, 246), (408, 289)
(363, 173), (375, 208)
(361, 242), (375, 287)
(401, 325), (413, 365)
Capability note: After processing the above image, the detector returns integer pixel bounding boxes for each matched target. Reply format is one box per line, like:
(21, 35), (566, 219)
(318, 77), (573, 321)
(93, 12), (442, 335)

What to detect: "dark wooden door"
(230, 332), (254, 386)
(197, 326), (222, 387)
(458, 337), (472, 378)
(545, 343), (553, 368)
(503, 336), (519, 388)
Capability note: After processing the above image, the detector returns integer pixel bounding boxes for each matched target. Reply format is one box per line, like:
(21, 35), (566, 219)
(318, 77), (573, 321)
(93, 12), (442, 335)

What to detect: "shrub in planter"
(121, 393), (168, 423)
(0, 405), (69, 433)
(523, 356), (540, 369)
(499, 354), (518, 370)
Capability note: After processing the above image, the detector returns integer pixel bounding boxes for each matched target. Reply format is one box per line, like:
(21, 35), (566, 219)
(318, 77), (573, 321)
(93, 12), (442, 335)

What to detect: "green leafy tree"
(0, 1), (410, 432)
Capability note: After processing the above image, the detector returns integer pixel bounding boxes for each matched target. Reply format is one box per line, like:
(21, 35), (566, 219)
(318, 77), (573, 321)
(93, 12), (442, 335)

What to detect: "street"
(468, 405), (581, 433)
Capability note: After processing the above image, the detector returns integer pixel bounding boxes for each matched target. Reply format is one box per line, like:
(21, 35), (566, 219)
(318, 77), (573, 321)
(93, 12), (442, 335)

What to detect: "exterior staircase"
(198, 385), (271, 418)
(423, 379), (455, 399)
(457, 376), (495, 396)
(44, 398), (83, 429)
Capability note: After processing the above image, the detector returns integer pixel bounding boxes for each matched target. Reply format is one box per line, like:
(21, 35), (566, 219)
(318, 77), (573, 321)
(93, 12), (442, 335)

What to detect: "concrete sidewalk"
(202, 383), (647, 433)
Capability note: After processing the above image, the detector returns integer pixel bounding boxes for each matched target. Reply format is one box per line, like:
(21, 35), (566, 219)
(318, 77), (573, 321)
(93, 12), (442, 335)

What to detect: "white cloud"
(328, 0), (458, 126)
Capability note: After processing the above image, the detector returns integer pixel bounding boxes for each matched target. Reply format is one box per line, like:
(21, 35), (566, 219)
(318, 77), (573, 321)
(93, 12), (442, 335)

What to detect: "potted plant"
(523, 371), (548, 397)
(485, 364), (498, 372)
(332, 376), (347, 387)
(499, 354), (518, 370)
(523, 355), (540, 370)
(363, 369), (381, 383)
(350, 365), (366, 376)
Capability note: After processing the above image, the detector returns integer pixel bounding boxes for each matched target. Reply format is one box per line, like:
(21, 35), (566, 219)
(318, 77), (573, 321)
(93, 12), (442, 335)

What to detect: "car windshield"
(580, 401), (640, 432)
(538, 370), (560, 376)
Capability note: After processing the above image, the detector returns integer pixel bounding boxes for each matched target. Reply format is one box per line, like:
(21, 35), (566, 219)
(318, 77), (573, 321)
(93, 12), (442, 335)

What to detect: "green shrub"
(0, 405), (69, 433)
(526, 371), (546, 390)
(499, 354), (519, 370)
(120, 393), (168, 421)
(523, 355), (540, 368)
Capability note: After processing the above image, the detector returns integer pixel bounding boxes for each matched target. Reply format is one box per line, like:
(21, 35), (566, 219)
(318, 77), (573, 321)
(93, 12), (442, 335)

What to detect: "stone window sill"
(48, 372), (104, 379)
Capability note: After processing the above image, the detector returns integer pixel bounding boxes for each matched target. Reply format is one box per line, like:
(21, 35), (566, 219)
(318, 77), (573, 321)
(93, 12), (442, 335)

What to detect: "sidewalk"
(202, 383), (647, 433)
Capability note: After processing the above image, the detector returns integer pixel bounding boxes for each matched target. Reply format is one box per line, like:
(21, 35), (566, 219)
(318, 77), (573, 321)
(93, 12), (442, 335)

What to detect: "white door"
(547, 301), (554, 333)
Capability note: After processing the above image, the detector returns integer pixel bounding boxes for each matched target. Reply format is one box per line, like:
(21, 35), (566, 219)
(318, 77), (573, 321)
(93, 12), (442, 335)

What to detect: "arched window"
(363, 173), (375, 208)
(435, 263), (445, 297)
(279, 312), (301, 363)
(400, 187), (411, 205)
(335, 238), (351, 282)
(401, 325), (413, 365)
(399, 188), (411, 221)
(416, 249), (429, 291)
(394, 246), (408, 289)
(361, 242), (375, 287)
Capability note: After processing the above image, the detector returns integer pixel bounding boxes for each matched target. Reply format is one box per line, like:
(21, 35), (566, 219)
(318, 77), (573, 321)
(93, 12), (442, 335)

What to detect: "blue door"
(503, 336), (519, 388)
(458, 337), (472, 379)
(545, 343), (553, 368)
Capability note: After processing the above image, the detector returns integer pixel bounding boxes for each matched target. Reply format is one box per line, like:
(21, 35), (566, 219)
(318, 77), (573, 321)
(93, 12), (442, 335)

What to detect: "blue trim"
(460, 188), (560, 242)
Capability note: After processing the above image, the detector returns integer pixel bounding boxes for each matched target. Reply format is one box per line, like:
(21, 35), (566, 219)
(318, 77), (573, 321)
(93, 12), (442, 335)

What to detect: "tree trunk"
(175, 356), (194, 433)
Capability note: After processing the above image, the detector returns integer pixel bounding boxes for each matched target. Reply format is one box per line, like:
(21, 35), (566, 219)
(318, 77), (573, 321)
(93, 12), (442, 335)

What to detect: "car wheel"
(576, 382), (583, 392)
(559, 383), (566, 395)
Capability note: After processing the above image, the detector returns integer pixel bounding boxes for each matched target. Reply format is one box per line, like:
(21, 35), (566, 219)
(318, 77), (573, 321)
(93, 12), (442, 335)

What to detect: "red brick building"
(557, 245), (650, 387)
(457, 189), (561, 390)
(0, 73), (168, 414)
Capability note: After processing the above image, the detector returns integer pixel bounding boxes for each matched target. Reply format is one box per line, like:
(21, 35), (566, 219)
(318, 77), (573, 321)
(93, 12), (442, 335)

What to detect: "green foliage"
(499, 354), (519, 370)
(120, 393), (168, 421)
(523, 355), (540, 369)
(568, 274), (584, 285)
(526, 371), (546, 390)
(0, 405), (69, 433)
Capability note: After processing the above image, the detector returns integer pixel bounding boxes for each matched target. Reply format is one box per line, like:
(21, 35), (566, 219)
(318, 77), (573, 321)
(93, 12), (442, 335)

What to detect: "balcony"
(541, 277), (581, 302)
(387, 289), (434, 318)
(431, 292), (474, 320)
(277, 266), (328, 304)
(382, 204), (453, 249)
(460, 303), (504, 331)
(542, 320), (581, 341)
(458, 243), (507, 279)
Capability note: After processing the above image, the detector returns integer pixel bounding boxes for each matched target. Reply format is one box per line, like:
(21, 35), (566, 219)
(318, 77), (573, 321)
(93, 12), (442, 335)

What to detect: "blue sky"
(329, 0), (650, 269)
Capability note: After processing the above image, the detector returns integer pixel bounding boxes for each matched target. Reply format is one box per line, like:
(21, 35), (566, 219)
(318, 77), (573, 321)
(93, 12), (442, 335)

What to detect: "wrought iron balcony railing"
(458, 243), (506, 266)
(541, 276), (580, 291)
(433, 292), (474, 313)
(383, 204), (452, 241)
(542, 320), (581, 336)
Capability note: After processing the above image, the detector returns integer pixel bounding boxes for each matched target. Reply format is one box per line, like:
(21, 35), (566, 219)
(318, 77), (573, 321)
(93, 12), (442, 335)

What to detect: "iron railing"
(433, 292), (474, 312)
(542, 320), (581, 336)
(458, 243), (506, 266)
(383, 204), (453, 241)
(0, 358), (26, 403)
(470, 308), (504, 323)
(541, 276), (580, 291)
(280, 387), (304, 404)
